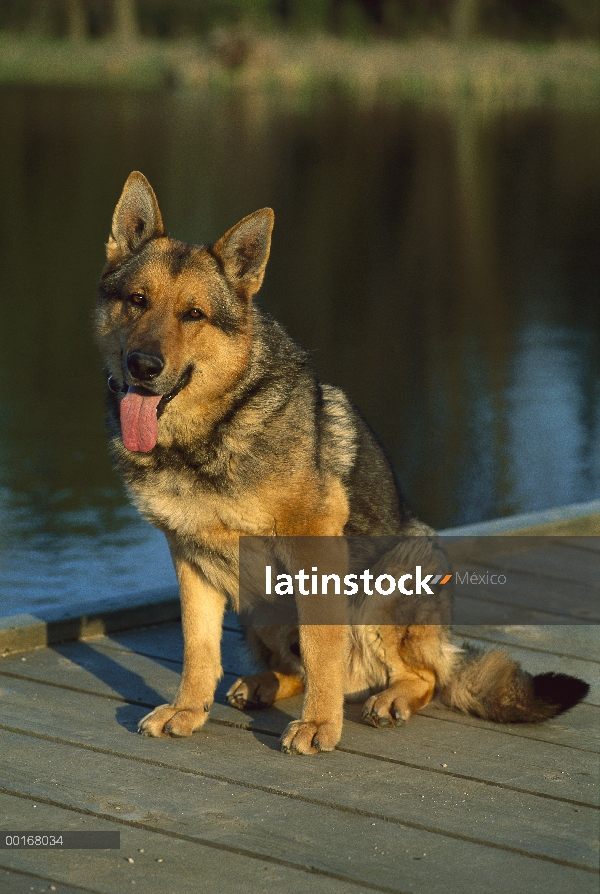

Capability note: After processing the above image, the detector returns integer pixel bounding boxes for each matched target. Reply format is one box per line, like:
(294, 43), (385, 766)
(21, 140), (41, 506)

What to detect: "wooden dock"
(0, 504), (598, 893)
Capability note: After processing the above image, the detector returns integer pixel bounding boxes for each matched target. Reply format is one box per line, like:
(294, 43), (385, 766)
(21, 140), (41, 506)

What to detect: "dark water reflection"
(0, 85), (598, 616)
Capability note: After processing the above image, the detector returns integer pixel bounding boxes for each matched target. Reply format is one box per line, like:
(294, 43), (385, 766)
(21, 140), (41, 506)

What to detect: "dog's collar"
(107, 375), (127, 393)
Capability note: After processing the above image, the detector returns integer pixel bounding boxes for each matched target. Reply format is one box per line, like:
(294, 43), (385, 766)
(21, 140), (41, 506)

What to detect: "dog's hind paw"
(138, 703), (210, 737)
(226, 674), (278, 709)
(280, 719), (341, 755)
(362, 691), (410, 729)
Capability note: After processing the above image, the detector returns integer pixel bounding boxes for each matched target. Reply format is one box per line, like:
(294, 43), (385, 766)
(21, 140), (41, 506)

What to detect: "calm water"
(0, 84), (599, 619)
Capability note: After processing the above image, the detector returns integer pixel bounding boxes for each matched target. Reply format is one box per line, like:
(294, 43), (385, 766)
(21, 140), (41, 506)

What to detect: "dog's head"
(95, 172), (274, 453)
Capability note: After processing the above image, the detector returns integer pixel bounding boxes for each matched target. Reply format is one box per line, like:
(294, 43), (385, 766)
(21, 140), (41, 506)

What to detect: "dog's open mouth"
(114, 365), (193, 454)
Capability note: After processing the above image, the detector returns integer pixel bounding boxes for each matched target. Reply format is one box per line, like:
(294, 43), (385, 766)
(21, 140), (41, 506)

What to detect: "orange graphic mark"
(440, 574), (452, 585)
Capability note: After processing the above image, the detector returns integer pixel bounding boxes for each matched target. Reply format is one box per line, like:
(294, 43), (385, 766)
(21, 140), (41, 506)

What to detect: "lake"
(0, 83), (599, 619)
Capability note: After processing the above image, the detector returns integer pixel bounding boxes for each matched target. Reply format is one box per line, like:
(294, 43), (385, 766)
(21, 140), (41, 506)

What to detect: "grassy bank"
(0, 33), (599, 109)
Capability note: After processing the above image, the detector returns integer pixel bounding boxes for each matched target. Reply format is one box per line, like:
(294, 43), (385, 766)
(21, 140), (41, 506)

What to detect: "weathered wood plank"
(452, 594), (587, 625)
(418, 701), (599, 752)
(0, 680), (597, 871)
(1, 642), (598, 801)
(112, 622), (600, 711)
(1, 785), (594, 894)
(2, 626), (598, 752)
(0, 592), (180, 658)
(479, 541), (600, 588)
(338, 704), (598, 802)
(0, 864), (91, 894)
(98, 618), (244, 666)
(452, 571), (600, 622)
(0, 730), (597, 894)
(106, 622), (600, 741)
(0, 792), (364, 894)
(550, 536), (600, 552)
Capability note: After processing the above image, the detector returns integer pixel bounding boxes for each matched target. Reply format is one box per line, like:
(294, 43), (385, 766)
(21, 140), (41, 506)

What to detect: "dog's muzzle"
(126, 350), (165, 382)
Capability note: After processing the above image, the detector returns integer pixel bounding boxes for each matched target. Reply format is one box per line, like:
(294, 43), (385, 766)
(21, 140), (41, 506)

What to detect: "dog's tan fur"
(95, 172), (589, 754)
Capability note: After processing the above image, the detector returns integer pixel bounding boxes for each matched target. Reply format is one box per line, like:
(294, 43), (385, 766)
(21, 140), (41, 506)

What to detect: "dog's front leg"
(138, 543), (226, 738)
(281, 622), (348, 755)
(279, 534), (349, 755)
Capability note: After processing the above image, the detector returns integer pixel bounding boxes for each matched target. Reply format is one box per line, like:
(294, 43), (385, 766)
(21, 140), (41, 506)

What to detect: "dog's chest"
(128, 463), (276, 542)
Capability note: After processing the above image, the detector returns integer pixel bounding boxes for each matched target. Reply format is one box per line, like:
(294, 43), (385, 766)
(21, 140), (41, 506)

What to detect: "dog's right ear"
(106, 172), (164, 265)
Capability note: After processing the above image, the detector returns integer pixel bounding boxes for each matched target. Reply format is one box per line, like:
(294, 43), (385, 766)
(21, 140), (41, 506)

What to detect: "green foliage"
(283, 0), (330, 33)
(482, 0), (600, 40)
(137, 0), (278, 38)
(337, 1), (373, 42)
(0, 0), (597, 40)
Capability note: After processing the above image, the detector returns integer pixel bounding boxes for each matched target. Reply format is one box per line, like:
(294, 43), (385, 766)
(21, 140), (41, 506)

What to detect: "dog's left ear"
(211, 208), (274, 300)
(106, 171), (165, 265)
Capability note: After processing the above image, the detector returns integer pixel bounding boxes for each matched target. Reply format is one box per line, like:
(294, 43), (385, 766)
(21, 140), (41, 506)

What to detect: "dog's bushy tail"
(437, 643), (590, 723)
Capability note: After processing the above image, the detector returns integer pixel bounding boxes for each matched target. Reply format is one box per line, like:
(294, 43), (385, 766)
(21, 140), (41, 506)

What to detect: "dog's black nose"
(127, 351), (165, 381)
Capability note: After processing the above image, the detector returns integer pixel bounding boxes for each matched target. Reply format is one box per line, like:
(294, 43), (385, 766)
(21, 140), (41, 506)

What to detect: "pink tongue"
(119, 388), (162, 453)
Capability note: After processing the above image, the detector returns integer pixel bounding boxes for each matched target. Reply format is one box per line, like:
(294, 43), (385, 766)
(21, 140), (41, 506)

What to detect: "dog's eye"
(128, 293), (145, 307)
(185, 308), (205, 321)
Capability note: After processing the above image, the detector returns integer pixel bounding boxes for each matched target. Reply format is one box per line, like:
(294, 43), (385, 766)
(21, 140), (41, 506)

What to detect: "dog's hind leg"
(362, 667), (436, 728)
(227, 671), (305, 709)
(360, 625), (440, 729)
(227, 624), (305, 709)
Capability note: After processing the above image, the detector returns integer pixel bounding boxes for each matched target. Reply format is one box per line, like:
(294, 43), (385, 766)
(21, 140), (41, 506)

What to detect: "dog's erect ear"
(106, 172), (164, 265)
(210, 209), (274, 300)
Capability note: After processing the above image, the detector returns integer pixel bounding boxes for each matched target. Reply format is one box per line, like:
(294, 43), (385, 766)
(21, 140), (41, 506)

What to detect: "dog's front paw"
(280, 719), (341, 755)
(138, 703), (210, 738)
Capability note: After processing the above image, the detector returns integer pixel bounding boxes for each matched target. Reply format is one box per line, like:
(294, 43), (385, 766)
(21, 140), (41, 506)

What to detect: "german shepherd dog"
(95, 172), (589, 754)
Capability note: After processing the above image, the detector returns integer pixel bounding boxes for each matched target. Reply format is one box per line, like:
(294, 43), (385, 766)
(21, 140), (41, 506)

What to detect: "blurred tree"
(65, 0), (86, 39)
(482, 0), (600, 40)
(380, 0), (450, 37)
(451, 0), (481, 39)
(112, 0), (138, 40)
(26, 0), (54, 35)
(1, 0), (598, 41)
(283, 0), (330, 31)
